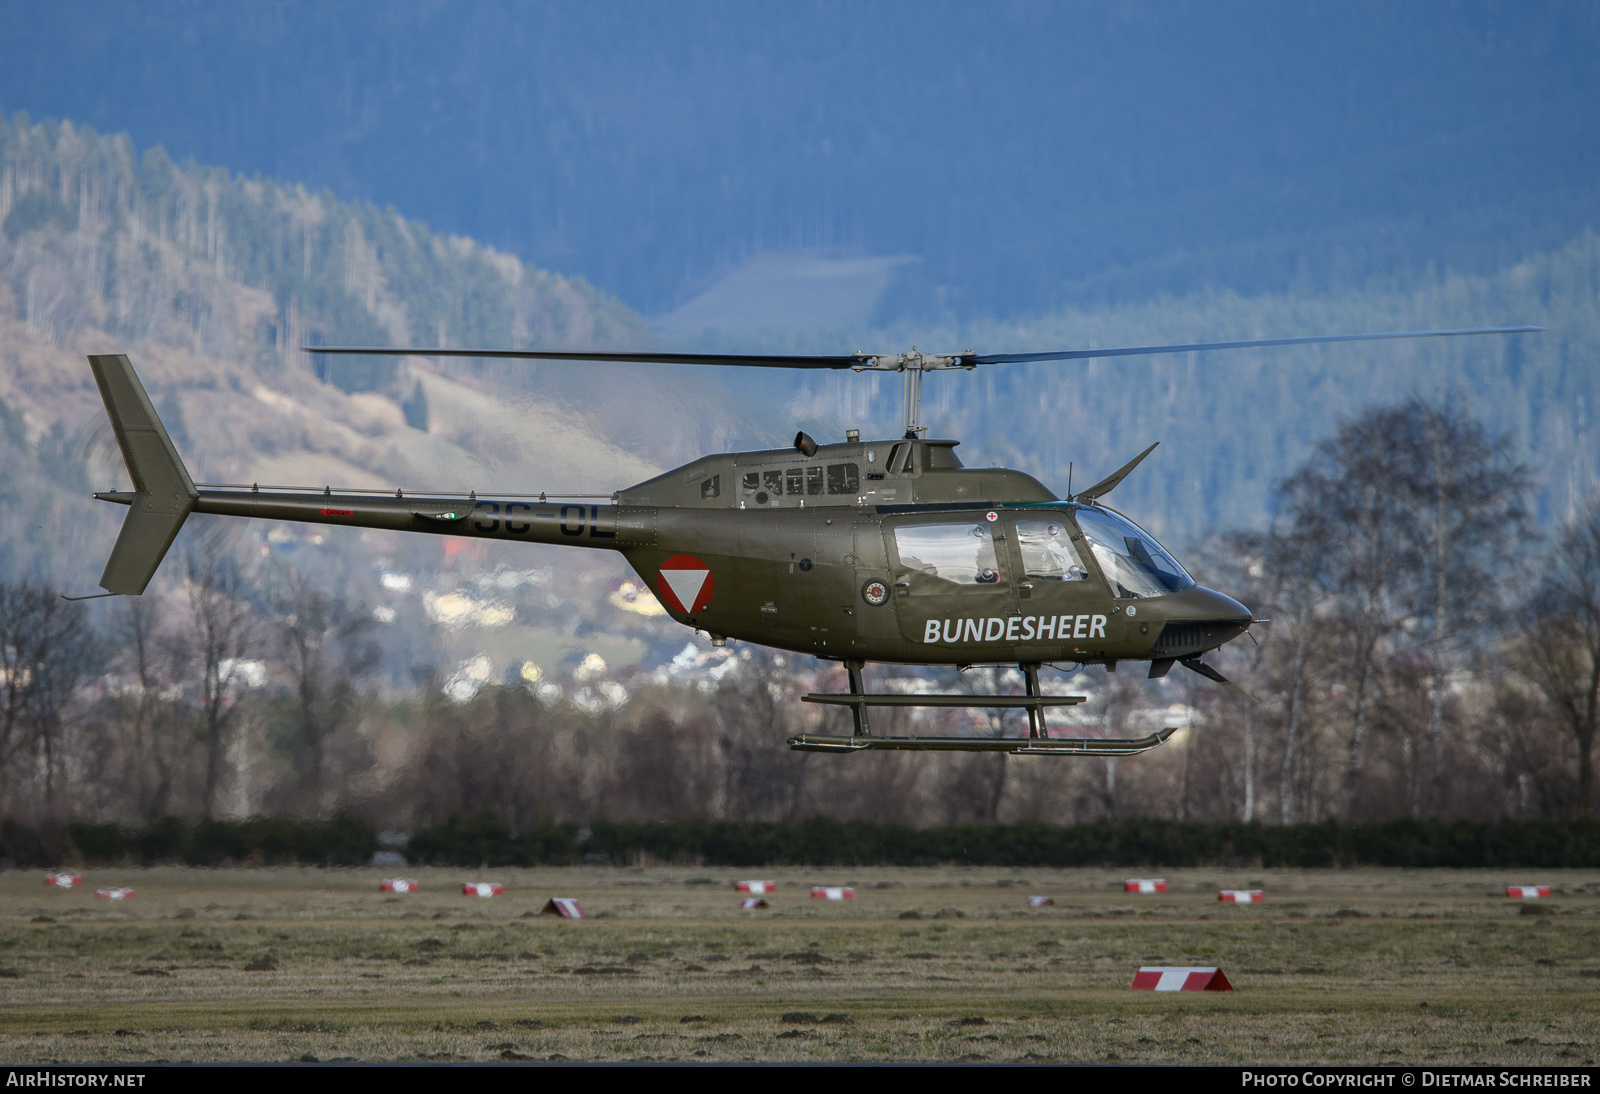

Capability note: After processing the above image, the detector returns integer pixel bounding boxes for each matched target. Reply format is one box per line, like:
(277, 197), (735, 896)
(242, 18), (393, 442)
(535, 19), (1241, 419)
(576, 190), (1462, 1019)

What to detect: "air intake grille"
(1150, 620), (1239, 657)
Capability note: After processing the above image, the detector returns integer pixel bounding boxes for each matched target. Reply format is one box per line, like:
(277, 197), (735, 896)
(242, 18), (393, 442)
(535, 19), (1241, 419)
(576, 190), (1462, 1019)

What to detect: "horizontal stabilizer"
(88, 354), (198, 594)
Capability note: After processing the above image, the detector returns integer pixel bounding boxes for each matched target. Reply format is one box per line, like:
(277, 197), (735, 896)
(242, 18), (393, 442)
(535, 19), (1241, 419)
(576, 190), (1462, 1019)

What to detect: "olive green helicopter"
(80, 325), (1538, 756)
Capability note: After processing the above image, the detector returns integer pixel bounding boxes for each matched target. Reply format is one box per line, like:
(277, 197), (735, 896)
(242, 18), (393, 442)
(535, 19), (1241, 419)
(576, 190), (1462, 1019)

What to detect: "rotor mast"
(849, 348), (975, 439)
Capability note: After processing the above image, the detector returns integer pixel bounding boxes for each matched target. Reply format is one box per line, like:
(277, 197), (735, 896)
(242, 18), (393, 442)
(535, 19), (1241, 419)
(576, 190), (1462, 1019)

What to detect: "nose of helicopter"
(1180, 585), (1252, 625)
(1143, 585), (1254, 653)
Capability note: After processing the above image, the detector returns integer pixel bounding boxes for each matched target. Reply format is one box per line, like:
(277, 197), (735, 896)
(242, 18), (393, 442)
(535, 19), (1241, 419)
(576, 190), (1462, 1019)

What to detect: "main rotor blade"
(304, 346), (864, 369)
(305, 324), (1541, 371)
(972, 326), (1543, 365)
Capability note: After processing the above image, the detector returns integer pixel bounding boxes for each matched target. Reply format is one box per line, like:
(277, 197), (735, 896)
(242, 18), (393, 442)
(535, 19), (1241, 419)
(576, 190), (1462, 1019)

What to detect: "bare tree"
(711, 649), (811, 821)
(1388, 396), (1530, 804)
(1246, 511), (1334, 825)
(180, 554), (258, 816)
(1275, 408), (1417, 808)
(106, 598), (188, 821)
(1514, 496), (1600, 811)
(273, 573), (381, 817)
(0, 582), (98, 814)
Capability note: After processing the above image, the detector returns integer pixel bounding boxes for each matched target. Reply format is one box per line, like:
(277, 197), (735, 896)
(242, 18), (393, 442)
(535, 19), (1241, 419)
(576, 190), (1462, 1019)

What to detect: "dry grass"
(1, 865), (1597, 1064)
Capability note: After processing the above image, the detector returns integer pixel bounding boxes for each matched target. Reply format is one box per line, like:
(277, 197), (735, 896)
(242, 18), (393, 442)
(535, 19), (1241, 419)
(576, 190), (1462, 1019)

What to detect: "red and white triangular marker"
(45, 873), (83, 887)
(381, 878), (419, 893)
(736, 880), (775, 894)
(657, 554), (715, 614)
(462, 882), (503, 897)
(1125, 878), (1166, 894)
(740, 897), (770, 910)
(1507, 886), (1552, 899)
(1130, 966), (1233, 991)
(541, 898), (585, 918)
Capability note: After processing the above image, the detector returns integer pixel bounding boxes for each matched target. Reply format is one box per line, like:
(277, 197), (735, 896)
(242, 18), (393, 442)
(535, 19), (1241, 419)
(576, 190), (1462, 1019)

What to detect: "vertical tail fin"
(88, 354), (198, 594)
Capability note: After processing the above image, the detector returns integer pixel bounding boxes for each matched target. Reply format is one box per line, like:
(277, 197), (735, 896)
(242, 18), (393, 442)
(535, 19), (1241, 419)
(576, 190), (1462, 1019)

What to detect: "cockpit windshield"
(1071, 505), (1195, 599)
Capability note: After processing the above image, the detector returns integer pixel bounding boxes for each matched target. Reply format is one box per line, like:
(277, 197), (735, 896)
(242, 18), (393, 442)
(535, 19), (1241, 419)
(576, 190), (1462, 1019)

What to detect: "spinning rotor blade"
(305, 325), (1541, 371)
(304, 346), (864, 369)
(971, 326), (1543, 365)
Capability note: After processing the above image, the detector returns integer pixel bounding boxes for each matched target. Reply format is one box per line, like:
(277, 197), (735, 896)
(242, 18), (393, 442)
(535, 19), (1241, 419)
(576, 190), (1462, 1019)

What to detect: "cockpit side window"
(1016, 519), (1088, 580)
(892, 522), (1001, 585)
(700, 475), (720, 499)
(1071, 505), (1195, 598)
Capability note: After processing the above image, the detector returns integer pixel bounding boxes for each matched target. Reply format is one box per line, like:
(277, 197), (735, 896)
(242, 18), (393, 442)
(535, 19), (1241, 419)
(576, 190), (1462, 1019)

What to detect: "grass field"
(1, 865), (1596, 1064)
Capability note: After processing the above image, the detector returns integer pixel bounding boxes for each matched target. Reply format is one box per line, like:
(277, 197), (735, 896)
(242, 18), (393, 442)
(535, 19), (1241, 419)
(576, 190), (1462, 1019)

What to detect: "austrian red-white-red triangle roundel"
(658, 554), (715, 614)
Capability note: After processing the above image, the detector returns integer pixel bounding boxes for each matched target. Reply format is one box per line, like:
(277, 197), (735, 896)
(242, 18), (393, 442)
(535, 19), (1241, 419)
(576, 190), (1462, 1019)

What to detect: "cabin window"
(806, 466), (824, 495)
(762, 469), (783, 498)
(1016, 520), (1088, 580)
(826, 463), (859, 495)
(786, 467), (804, 495)
(701, 475), (720, 499)
(893, 522), (1001, 585)
(1072, 505), (1195, 598)
(741, 472), (759, 493)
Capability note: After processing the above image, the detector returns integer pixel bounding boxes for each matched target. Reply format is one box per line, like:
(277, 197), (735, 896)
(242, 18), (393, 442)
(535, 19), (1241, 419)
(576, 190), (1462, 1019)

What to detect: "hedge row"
(0, 813), (377, 867)
(4, 814), (1598, 868)
(405, 814), (1600, 870)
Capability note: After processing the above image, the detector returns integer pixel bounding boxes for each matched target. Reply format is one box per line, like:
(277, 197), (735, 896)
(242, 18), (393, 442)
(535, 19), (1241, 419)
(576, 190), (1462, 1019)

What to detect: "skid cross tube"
(802, 693), (1087, 709)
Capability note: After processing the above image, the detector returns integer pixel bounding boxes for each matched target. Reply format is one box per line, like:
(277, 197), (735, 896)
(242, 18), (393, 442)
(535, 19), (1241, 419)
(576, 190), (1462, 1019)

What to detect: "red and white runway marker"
(811, 887), (854, 900)
(1219, 890), (1265, 903)
(1131, 966), (1233, 992)
(1507, 886), (1552, 899)
(381, 878), (419, 893)
(462, 882), (503, 897)
(740, 897), (770, 910)
(95, 887), (135, 901)
(736, 880), (776, 894)
(44, 873), (83, 888)
(541, 898), (585, 918)
(1028, 896), (1055, 908)
(1125, 878), (1166, 894)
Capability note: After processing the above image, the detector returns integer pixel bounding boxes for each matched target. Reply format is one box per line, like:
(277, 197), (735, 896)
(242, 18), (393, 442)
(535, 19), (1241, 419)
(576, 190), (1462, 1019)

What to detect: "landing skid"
(787, 726), (1177, 755)
(794, 659), (1176, 755)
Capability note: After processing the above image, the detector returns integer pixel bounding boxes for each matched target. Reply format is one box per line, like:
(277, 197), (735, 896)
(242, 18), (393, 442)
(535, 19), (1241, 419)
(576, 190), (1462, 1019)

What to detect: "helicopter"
(81, 324), (1538, 756)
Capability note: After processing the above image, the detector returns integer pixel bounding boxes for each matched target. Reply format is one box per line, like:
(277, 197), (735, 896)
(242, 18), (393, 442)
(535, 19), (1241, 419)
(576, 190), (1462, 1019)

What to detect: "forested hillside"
(873, 237), (1600, 542)
(2, 115), (1599, 833)
(0, 113), (721, 690)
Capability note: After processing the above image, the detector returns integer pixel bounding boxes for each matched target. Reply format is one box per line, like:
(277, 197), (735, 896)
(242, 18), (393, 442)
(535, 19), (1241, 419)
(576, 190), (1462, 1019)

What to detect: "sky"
(2, 0), (1597, 335)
